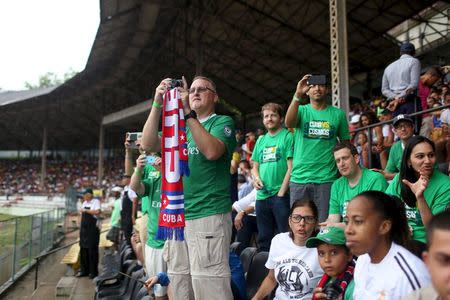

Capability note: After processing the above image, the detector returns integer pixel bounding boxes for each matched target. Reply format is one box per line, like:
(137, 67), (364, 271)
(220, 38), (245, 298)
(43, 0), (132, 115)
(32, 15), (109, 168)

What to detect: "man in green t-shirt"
(285, 74), (350, 222)
(141, 76), (236, 300)
(131, 154), (168, 299)
(322, 142), (388, 228)
(373, 114), (414, 180)
(251, 103), (293, 251)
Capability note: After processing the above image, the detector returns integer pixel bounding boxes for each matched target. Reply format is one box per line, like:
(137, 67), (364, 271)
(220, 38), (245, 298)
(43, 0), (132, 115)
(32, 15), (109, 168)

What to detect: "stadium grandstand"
(0, 0), (449, 299)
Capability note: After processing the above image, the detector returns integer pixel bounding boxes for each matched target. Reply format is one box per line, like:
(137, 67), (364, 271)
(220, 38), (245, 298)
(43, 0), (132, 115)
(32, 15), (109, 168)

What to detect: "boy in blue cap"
(306, 227), (355, 300)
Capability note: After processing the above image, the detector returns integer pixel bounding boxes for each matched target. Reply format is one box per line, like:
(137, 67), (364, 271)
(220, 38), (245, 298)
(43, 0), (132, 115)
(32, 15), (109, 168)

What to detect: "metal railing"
(351, 104), (450, 168)
(0, 207), (65, 294)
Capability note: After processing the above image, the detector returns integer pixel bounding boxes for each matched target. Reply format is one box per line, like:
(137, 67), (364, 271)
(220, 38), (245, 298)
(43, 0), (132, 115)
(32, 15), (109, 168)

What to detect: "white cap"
(111, 186), (123, 192)
(350, 114), (361, 124)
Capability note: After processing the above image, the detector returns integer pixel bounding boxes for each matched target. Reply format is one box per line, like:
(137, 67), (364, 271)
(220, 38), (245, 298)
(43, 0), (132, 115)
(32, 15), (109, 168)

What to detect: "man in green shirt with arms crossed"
(285, 74), (350, 222)
(251, 102), (293, 251)
(321, 142), (388, 228)
(141, 76), (236, 300)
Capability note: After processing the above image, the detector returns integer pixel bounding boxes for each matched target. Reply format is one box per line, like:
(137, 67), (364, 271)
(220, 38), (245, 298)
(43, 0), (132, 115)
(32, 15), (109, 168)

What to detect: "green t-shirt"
(184, 114), (236, 220)
(143, 175), (165, 249)
(385, 171), (450, 243)
(385, 140), (404, 173)
(291, 104), (350, 184)
(140, 165), (161, 215)
(110, 199), (121, 228)
(329, 168), (388, 218)
(251, 128), (293, 200)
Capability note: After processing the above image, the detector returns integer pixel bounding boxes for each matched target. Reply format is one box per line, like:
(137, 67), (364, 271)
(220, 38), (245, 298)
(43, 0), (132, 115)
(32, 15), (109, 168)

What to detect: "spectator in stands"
(77, 188), (101, 279)
(141, 76), (236, 300)
(419, 67), (444, 138)
(239, 160), (252, 183)
(233, 188), (257, 249)
(306, 227), (355, 300)
(285, 74), (350, 222)
(251, 102), (293, 251)
(321, 142), (387, 229)
(106, 186), (123, 248)
(345, 191), (431, 299)
(118, 176), (137, 246)
(244, 131), (256, 161)
(349, 114), (360, 144)
(355, 131), (368, 167)
(131, 153), (168, 300)
(237, 174), (253, 200)
(373, 114), (415, 180)
(385, 136), (450, 245)
(360, 111), (385, 168)
(252, 199), (323, 300)
(145, 272), (171, 298)
(379, 109), (395, 151)
(382, 42), (421, 117)
(436, 92), (450, 164)
(405, 211), (450, 300)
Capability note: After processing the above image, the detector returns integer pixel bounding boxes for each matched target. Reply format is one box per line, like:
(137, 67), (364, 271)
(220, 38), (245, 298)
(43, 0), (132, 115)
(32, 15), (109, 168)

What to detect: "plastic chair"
(239, 247), (258, 275)
(246, 251), (269, 300)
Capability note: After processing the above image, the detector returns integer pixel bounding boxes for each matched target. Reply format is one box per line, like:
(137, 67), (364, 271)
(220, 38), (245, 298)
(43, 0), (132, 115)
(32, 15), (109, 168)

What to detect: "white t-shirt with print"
(266, 232), (323, 300)
(353, 242), (430, 300)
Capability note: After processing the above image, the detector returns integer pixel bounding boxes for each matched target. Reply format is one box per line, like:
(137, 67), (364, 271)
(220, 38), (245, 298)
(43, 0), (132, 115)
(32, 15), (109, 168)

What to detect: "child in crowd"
(345, 191), (431, 300)
(306, 226), (355, 300)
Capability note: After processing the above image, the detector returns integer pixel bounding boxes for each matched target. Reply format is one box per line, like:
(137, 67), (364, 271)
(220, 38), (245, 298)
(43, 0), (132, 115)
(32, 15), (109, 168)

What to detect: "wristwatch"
(185, 110), (197, 121)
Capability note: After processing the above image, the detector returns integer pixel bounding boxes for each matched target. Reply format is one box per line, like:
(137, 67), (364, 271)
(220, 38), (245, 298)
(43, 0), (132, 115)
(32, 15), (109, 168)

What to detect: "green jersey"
(291, 104), (350, 184)
(385, 140), (404, 173)
(184, 114), (236, 220)
(110, 199), (121, 228)
(141, 165), (161, 215)
(386, 171), (450, 243)
(143, 175), (165, 249)
(329, 168), (388, 218)
(251, 128), (293, 200)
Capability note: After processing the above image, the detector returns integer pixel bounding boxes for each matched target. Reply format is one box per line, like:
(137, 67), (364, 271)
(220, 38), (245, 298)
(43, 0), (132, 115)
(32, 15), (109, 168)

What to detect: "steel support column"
(329, 0), (349, 116)
(40, 126), (47, 189)
(97, 123), (104, 185)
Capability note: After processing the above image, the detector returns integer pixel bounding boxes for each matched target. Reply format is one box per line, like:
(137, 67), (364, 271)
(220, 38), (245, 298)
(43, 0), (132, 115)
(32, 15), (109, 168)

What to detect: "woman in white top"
(252, 199), (323, 300)
(345, 191), (431, 300)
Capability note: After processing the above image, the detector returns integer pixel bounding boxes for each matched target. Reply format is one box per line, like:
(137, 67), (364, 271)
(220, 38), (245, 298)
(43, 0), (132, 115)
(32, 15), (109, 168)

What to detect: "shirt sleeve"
(127, 188), (138, 199)
(233, 188), (256, 212)
(328, 181), (341, 215)
(381, 71), (396, 99)
(285, 131), (294, 159)
(209, 116), (236, 158)
(91, 199), (101, 211)
(250, 137), (261, 162)
(407, 59), (421, 91)
(385, 143), (399, 173)
(338, 110), (351, 140)
(385, 175), (400, 196)
(370, 173), (388, 192)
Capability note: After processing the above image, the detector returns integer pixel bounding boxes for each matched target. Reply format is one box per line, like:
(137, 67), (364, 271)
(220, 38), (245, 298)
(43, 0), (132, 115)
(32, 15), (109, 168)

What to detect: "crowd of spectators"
(0, 157), (124, 196)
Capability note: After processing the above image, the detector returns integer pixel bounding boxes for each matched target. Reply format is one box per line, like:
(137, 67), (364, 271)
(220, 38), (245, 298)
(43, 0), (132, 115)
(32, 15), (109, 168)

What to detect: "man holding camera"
(141, 76), (236, 300)
(285, 74), (350, 222)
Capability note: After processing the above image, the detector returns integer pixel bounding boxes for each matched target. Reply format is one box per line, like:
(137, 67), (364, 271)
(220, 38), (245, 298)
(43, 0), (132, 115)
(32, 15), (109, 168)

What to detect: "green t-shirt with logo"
(385, 140), (404, 173)
(386, 171), (450, 243)
(184, 114), (236, 220)
(143, 175), (165, 249)
(329, 168), (388, 218)
(251, 128), (293, 200)
(141, 165), (161, 215)
(110, 199), (121, 228)
(291, 104), (350, 184)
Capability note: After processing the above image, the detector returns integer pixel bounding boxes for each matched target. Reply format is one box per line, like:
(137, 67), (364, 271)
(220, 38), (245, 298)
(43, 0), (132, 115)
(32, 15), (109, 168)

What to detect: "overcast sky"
(0, 0), (99, 91)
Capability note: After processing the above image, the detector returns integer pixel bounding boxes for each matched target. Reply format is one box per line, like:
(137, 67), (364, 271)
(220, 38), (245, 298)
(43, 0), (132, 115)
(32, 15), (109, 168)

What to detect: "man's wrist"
(152, 101), (162, 109)
(293, 93), (308, 103)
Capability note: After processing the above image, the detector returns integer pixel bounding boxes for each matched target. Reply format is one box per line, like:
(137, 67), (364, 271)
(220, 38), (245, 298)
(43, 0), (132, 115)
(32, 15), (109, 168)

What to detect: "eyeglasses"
(395, 123), (413, 130)
(188, 86), (216, 95)
(290, 214), (316, 224)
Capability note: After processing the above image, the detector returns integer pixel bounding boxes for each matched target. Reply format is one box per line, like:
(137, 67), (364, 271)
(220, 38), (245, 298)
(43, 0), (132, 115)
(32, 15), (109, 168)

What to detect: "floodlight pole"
(329, 0), (350, 117)
(97, 123), (104, 186)
(40, 126), (47, 190)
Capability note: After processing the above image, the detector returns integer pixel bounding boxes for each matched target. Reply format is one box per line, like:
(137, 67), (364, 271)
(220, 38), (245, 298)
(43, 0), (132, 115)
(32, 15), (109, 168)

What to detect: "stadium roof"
(1, 0), (447, 150)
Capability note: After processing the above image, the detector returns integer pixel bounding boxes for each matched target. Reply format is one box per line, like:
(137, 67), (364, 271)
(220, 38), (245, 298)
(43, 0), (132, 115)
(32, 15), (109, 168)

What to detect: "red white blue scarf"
(156, 88), (190, 241)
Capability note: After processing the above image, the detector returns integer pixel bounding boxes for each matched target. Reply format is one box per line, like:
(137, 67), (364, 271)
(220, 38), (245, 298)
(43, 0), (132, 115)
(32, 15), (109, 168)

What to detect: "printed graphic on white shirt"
(274, 258), (315, 298)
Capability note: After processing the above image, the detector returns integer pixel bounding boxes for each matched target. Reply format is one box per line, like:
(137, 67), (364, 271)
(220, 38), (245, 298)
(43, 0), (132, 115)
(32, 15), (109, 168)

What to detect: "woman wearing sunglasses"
(252, 199), (323, 300)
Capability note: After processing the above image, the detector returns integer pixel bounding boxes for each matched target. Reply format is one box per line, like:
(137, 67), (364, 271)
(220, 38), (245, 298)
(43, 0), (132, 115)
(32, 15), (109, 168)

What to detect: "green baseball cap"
(306, 226), (346, 248)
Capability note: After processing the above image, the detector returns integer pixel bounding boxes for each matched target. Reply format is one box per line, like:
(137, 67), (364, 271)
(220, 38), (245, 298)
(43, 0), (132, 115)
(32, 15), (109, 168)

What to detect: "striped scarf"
(312, 261), (355, 300)
(156, 88), (190, 241)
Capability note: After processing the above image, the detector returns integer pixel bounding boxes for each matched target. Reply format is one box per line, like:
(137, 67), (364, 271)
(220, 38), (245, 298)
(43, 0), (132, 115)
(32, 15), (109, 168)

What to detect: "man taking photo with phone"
(285, 74), (350, 222)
